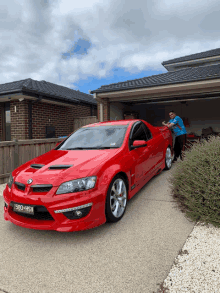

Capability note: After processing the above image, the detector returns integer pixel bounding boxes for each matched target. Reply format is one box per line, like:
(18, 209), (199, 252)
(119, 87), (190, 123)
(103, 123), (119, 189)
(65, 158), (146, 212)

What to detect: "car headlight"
(56, 176), (97, 195)
(8, 173), (14, 189)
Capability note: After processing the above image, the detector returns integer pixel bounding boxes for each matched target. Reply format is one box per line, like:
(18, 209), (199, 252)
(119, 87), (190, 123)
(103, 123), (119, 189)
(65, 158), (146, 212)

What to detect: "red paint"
(3, 119), (173, 232)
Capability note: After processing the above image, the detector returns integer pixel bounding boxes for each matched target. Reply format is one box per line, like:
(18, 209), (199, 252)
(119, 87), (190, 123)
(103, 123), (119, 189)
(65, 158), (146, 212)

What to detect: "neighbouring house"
(0, 78), (97, 141)
(91, 47), (220, 138)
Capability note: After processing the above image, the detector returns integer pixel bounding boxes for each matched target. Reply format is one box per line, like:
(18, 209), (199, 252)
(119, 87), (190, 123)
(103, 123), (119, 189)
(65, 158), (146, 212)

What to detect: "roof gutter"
(0, 90), (23, 100)
(93, 78), (220, 101)
(0, 89), (23, 95)
(137, 94), (220, 105)
(162, 54), (220, 67)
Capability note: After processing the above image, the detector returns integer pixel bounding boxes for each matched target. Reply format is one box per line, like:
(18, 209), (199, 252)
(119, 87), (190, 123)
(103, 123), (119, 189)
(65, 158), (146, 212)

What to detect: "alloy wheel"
(165, 147), (172, 170)
(105, 175), (128, 222)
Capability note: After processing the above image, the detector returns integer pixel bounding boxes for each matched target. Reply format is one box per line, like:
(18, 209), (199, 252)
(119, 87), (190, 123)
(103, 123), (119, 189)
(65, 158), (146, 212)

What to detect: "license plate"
(13, 203), (34, 215)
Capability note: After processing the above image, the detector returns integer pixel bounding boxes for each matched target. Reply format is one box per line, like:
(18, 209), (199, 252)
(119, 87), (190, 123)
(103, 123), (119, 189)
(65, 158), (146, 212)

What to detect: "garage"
(91, 47), (220, 147)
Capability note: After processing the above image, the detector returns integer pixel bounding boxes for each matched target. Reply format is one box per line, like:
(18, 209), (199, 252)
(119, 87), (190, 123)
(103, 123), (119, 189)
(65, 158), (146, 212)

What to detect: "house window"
(5, 102), (11, 141)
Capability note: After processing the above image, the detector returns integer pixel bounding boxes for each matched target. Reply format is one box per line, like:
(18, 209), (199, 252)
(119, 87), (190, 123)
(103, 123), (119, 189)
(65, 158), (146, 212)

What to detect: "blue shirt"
(169, 116), (187, 138)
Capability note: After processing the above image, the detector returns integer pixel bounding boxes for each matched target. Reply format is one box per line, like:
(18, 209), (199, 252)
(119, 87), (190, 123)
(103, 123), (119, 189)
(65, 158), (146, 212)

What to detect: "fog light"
(54, 202), (92, 213)
(75, 210), (82, 217)
(63, 206), (92, 220)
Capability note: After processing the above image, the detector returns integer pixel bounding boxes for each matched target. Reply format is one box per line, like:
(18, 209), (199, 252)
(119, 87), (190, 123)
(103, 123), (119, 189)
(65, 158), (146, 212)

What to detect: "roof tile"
(162, 48), (220, 65)
(0, 78), (96, 105)
(91, 64), (220, 94)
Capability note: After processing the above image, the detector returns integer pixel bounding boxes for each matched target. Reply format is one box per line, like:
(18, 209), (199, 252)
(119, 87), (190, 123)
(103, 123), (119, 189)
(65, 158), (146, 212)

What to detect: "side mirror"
(131, 140), (147, 150)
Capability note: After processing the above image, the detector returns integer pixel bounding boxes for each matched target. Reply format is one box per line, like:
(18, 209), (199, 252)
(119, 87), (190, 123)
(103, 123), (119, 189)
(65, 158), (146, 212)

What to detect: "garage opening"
(110, 95), (220, 148)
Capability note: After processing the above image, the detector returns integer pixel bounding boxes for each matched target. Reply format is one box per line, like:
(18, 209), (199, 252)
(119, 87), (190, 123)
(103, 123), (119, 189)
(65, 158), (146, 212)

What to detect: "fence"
(73, 116), (98, 131)
(0, 138), (64, 184)
(0, 116), (99, 185)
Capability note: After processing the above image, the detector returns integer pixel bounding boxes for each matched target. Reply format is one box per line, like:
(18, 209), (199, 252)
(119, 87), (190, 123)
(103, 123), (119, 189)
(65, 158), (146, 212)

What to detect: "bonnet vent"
(31, 164), (45, 169)
(49, 165), (73, 170)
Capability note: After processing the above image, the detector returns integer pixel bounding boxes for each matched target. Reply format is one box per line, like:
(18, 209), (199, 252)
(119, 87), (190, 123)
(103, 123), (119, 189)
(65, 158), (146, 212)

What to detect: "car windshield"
(57, 125), (128, 150)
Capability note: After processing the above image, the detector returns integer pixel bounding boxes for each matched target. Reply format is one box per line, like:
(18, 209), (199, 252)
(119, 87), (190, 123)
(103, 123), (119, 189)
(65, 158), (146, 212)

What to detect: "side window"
(131, 123), (147, 143)
(142, 123), (152, 140)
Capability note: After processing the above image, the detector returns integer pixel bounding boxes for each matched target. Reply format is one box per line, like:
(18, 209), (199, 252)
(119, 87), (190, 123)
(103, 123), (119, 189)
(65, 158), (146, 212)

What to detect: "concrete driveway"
(0, 163), (195, 293)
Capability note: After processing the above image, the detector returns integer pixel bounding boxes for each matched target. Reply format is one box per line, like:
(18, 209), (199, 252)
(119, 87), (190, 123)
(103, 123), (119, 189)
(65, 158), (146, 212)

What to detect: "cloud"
(1, 0), (220, 91)
(199, 7), (220, 32)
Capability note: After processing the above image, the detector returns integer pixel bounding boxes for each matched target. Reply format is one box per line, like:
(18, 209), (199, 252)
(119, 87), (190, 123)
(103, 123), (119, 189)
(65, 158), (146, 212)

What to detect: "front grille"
(15, 182), (26, 191)
(31, 185), (53, 193)
(10, 202), (54, 221)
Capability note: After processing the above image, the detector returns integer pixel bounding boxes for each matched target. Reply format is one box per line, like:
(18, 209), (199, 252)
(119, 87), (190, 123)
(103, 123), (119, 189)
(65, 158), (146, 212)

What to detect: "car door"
(129, 122), (152, 188)
(142, 121), (165, 175)
(141, 122), (155, 175)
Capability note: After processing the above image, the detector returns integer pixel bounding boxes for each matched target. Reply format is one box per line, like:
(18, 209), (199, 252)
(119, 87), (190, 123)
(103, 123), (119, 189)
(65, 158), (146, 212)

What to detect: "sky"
(1, 0), (220, 96)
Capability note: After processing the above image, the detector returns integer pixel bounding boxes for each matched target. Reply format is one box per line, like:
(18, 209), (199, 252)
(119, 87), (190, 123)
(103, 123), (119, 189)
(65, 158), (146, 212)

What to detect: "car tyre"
(105, 175), (128, 223)
(164, 146), (172, 170)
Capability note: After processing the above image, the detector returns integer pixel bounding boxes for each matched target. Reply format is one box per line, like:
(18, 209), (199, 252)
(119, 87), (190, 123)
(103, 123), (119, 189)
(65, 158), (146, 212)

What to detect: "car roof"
(83, 119), (140, 127)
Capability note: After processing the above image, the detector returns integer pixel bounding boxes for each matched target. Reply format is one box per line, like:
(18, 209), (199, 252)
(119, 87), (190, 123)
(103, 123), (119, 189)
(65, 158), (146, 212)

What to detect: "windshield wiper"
(96, 147), (118, 149)
(66, 147), (89, 150)
(65, 147), (118, 150)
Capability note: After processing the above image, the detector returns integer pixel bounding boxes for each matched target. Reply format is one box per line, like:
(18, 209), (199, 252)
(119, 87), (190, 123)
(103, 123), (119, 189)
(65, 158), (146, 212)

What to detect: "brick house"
(0, 78), (97, 141)
(91, 47), (220, 138)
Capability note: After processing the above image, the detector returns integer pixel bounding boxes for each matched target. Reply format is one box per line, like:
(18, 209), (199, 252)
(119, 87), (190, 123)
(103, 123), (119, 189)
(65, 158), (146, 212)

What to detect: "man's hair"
(169, 110), (175, 114)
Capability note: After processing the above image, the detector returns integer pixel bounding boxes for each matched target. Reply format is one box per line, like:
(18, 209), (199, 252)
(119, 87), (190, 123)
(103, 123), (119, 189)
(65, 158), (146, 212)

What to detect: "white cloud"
(1, 0), (220, 92)
(156, 0), (219, 15)
(54, 0), (108, 14)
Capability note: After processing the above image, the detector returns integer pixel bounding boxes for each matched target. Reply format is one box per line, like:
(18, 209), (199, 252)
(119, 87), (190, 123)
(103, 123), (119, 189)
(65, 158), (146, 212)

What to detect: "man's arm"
(167, 123), (175, 128)
(164, 117), (181, 129)
(162, 121), (175, 128)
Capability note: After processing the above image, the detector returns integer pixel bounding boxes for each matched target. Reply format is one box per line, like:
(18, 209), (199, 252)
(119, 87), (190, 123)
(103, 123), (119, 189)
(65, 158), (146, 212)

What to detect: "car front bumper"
(3, 185), (106, 232)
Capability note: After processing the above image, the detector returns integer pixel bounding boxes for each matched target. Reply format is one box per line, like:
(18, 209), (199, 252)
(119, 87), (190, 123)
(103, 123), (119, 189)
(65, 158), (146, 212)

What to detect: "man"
(162, 110), (187, 163)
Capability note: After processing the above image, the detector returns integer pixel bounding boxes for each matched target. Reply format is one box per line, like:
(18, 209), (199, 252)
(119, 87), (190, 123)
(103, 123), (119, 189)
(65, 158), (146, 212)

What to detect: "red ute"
(3, 120), (173, 232)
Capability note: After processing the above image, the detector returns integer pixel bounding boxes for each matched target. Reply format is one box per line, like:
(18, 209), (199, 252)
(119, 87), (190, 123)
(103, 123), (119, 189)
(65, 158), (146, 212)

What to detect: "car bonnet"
(13, 149), (121, 187)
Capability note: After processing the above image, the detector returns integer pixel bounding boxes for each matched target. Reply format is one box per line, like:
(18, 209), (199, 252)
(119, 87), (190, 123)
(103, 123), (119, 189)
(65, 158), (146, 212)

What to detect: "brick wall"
(0, 94), (26, 141)
(11, 99), (29, 140)
(71, 103), (91, 118)
(32, 102), (94, 138)
(0, 93), (97, 140)
(31, 101), (75, 139)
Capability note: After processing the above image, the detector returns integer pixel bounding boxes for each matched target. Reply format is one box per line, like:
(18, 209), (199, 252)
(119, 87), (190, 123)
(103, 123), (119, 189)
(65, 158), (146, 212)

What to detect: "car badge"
(27, 179), (33, 184)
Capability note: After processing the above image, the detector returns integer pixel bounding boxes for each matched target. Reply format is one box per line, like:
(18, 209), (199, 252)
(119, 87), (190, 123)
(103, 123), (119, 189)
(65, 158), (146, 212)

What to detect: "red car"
(3, 119), (173, 232)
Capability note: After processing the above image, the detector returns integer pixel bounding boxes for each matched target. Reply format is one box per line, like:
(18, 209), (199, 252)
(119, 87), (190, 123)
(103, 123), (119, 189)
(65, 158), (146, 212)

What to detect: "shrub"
(168, 135), (220, 228)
